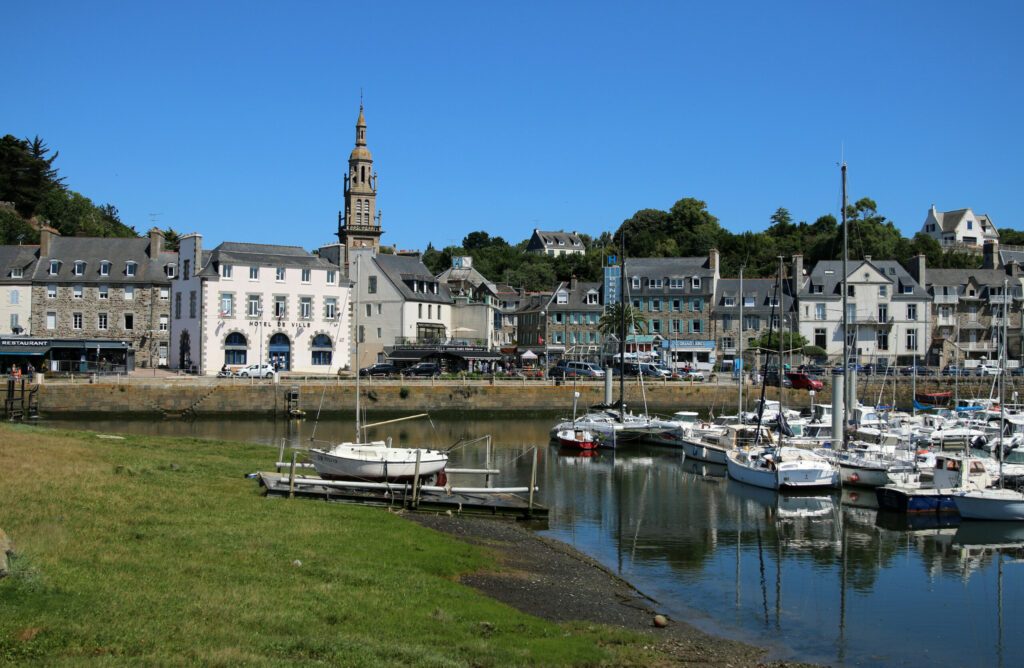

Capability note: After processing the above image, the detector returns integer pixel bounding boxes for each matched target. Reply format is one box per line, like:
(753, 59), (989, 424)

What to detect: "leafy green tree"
(162, 228), (181, 252)
(598, 302), (646, 337)
(749, 330), (808, 352)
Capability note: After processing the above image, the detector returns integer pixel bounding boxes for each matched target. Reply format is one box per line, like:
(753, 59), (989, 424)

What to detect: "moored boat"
(556, 428), (599, 450)
(309, 442), (448, 481)
(726, 446), (837, 491)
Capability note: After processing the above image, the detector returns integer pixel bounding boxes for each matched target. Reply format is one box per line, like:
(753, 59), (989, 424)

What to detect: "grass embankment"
(0, 424), (655, 666)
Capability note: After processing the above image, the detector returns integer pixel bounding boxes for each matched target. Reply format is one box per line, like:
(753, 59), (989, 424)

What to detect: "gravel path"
(408, 513), (817, 667)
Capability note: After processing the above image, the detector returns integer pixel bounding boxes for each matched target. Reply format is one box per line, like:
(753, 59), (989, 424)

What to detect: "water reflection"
(47, 415), (1024, 668)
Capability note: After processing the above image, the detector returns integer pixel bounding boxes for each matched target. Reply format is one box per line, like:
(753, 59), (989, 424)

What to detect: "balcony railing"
(960, 341), (997, 352)
(989, 294), (1012, 305)
(933, 294), (959, 305)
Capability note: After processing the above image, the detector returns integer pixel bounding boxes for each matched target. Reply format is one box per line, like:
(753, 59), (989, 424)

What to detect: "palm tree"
(598, 303), (646, 338)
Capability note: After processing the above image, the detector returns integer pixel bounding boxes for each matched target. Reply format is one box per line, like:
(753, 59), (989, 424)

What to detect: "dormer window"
(812, 284), (823, 294)
(125, 261), (137, 277)
(902, 285), (913, 295)
(631, 277), (640, 289)
(744, 297), (755, 307)
(432, 283), (438, 294)
(585, 291), (598, 305)
(165, 264), (176, 278)
(691, 277), (701, 290)
(556, 290), (568, 304)
(73, 261), (86, 276)
(651, 279), (663, 289)
(49, 260), (61, 275)
(10, 268), (22, 279)
(723, 297), (735, 307)
(99, 261), (111, 276)
(558, 240), (565, 246)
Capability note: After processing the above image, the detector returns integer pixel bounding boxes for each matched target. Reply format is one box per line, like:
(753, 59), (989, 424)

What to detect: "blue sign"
(603, 265), (621, 306)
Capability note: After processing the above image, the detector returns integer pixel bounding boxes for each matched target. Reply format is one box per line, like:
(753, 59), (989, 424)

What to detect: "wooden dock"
(257, 472), (548, 520)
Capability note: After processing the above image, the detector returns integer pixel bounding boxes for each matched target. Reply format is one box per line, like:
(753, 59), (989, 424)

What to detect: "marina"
(50, 412), (1024, 668)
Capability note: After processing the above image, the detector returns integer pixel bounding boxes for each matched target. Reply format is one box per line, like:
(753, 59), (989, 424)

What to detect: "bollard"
(288, 452), (297, 499)
(411, 449), (422, 508)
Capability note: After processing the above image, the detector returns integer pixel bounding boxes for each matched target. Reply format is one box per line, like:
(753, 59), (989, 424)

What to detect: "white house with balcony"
(170, 234), (352, 375)
(921, 205), (999, 250)
(797, 257), (931, 365)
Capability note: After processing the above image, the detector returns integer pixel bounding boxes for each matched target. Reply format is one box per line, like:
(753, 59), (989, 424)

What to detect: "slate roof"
(436, 265), (497, 296)
(373, 253), (452, 304)
(714, 278), (795, 316)
(1000, 249), (1024, 267)
(0, 245), (39, 284)
(548, 281), (603, 312)
(932, 208), (999, 238)
(623, 257), (715, 296)
(32, 236), (177, 284)
(195, 241), (341, 279)
(801, 260), (928, 300)
(925, 268), (1021, 297)
(527, 230), (585, 252)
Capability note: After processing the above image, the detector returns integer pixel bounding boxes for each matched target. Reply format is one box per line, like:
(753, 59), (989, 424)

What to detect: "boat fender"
(971, 435), (987, 450)
(848, 473), (860, 483)
(435, 471), (448, 488)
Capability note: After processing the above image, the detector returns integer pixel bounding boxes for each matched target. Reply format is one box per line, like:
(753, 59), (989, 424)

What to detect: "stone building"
(436, 256), (499, 349)
(907, 251), (1023, 367)
(623, 252), (720, 370)
(29, 227), (175, 369)
(337, 104), (383, 276)
(713, 276), (796, 371)
(170, 235), (352, 375)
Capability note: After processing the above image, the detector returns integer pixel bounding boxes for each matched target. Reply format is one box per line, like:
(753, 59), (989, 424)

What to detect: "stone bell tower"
(338, 103), (383, 275)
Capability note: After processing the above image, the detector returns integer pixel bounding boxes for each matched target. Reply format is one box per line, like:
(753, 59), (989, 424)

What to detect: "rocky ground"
(408, 513), (818, 667)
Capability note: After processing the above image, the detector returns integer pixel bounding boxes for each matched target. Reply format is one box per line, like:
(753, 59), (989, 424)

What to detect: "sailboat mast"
(1000, 278), (1008, 485)
(738, 265), (745, 415)
(619, 229), (626, 423)
(840, 162), (850, 446)
(778, 256), (785, 416)
(354, 256), (361, 442)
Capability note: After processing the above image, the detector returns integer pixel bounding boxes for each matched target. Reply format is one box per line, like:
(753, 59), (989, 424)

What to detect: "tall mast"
(778, 256), (786, 416)
(840, 162), (850, 446)
(738, 265), (745, 415)
(619, 229), (626, 423)
(1000, 278), (1008, 485)
(354, 256), (361, 441)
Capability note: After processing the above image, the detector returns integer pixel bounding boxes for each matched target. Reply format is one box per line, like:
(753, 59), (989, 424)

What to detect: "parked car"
(942, 365), (970, 377)
(1010, 366), (1024, 377)
(900, 365), (936, 377)
(763, 370), (793, 388)
(237, 363), (275, 378)
(359, 363), (400, 377)
(680, 369), (706, 381)
(622, 362), (665, 378)
(800, 364), (828, 376)
(786, 372), (824, 391)
(401, 362), (441, 377)
(548, 360), (606, 379)
(863, 363), (895, 376)
(975, 364), (1002, 377)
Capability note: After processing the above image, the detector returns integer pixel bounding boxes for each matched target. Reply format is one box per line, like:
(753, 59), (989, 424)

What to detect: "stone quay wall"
(35, 378), (934, 417)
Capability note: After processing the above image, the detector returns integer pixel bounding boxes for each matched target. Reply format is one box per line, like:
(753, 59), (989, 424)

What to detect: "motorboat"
(726, 445), (837, 491)
(556, 427), (599, 450)
(682, 424), (774, 466)
(954, 488), (1024, 521)
(875, 453), (993, 514)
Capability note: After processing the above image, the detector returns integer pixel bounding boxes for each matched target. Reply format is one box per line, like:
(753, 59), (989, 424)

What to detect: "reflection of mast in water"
(735, 500), (742, 611)
(756, 526), (769, 625)
(630, 469), (652, 561)
(837, 505), (848, 665)
(997, 552), (1003, 668)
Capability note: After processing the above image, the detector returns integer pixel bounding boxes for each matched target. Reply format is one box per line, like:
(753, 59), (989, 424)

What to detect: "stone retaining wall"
(36, 379), (938, 416)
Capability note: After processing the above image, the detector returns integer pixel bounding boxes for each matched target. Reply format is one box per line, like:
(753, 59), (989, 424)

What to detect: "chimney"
(148, 227), (165, 258)
(179, 233), (202, 280)
(913, 254), (926, 288)
(708, 247), (720, 279)
(39, 225), (59, 256)
(570, 275), (578, 291)
(864, 254), (872, 262)
(1007, 261), (1021, 278)
(983, 240), (997, 270)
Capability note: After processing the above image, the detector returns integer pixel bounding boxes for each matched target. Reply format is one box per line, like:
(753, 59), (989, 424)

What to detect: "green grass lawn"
(0, 424), (657, 666)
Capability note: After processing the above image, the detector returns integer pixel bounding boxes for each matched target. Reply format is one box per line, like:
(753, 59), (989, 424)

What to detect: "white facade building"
(797, 258), (931, 365)
(170, 234), (352, 376)
(0, 246), (35, 335)
(921, 205), (999, 249)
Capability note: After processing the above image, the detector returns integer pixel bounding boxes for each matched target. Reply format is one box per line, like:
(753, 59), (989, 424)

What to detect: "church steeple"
(338, 102), (383, 275)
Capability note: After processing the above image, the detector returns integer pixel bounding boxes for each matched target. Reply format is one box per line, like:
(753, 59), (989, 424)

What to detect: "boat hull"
(682, 438), (729, 465)
(309, 447), (448, 481)
(875, 486), (958, 514)
(556, 429), (598, 450)
(953, 489), (1024, 521)
(727, 448), (836, 491)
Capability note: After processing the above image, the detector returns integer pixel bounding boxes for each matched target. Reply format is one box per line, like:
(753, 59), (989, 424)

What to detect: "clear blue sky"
(6, 1), (1023, 253)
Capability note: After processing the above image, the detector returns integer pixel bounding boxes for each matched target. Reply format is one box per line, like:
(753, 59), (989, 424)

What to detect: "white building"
(170, 234), (352, 375)
(797, 257), (932, 365)
(0, 246), (36, 335)
(348, 248), (453, 369)
(921, 205), (999, 250)
(525, 229), (586, 257)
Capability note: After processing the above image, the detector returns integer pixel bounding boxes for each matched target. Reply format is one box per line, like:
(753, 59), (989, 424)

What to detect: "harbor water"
(46, 413), (1024, 667)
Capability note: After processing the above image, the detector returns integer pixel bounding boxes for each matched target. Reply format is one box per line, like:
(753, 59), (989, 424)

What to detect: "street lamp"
(539, 310), (547, 367)
(256, 306), (264, 366)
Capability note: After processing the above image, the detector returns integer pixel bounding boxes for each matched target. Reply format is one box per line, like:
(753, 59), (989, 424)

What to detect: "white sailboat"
(310, 256), (448, 481)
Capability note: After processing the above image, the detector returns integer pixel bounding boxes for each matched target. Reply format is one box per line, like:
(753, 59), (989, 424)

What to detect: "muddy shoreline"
(408, 513), (817, 667)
